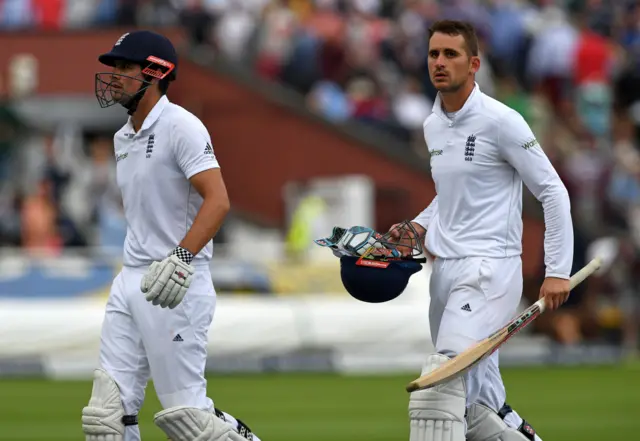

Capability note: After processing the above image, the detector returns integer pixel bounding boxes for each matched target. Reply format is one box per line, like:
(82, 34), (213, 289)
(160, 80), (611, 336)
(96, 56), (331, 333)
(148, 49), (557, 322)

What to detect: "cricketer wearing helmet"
(387, 20), (574, 441)
(82, 31), (261, 441)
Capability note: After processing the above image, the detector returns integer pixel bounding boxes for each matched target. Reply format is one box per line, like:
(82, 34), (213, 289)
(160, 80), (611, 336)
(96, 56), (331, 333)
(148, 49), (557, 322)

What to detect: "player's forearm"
(179, 197), (230, 256)
(412, 195), (439, 230)
(537, 181), (574, 279)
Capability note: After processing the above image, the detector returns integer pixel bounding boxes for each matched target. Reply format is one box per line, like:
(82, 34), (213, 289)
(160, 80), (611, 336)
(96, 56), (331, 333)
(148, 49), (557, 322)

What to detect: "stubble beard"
(436, 78), (465, 94)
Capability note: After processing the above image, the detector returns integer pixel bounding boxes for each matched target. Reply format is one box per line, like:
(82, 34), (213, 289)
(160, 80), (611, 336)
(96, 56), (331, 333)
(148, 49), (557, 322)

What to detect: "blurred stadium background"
(1, 0), (640, 440)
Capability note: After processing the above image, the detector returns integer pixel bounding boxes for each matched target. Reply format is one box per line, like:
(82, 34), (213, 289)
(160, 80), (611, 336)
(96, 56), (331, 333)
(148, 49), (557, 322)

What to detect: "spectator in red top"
(32, 0), (64, 30)
(572, 10), (616, 139)
(573, 16), (614, 86)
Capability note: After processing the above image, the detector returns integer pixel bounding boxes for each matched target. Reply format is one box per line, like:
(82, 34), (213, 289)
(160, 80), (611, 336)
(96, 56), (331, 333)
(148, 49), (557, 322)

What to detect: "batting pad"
(155, 406), (250, 441)
(466, 403), (538, 441)
(81, 368), (127, 441)
(409, 353), (466, 441)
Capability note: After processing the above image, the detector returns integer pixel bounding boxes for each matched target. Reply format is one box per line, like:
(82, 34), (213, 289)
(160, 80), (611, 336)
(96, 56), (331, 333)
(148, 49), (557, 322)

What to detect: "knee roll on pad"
(409, 353), (467, 441)
(82, 368), (138, 441)
(155, 406), (254, 441)
(466, 403), (538, 441)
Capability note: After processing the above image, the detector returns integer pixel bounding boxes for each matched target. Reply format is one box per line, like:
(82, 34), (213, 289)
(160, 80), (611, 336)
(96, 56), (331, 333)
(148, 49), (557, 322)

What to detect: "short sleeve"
(173, 124), (220, 179)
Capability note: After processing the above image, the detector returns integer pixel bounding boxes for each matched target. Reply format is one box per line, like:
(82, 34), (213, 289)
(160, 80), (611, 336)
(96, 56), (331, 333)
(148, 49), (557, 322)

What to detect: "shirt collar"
(432, 82), (481, 122)
(126, 95), (170, 134)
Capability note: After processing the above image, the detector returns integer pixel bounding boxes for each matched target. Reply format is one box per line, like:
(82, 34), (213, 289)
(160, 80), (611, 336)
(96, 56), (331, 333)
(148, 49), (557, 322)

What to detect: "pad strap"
(155, 406), (254, 441)
(122, 415), (138, 426)
(215, 408), (255, 440)
(466, 403), (538, 441)
(498, 404), (537, 441)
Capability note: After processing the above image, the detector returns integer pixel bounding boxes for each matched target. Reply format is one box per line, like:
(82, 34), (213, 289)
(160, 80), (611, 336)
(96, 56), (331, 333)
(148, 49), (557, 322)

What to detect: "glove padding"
(315, 225), (401, 259)
(141, 251), (195, 309)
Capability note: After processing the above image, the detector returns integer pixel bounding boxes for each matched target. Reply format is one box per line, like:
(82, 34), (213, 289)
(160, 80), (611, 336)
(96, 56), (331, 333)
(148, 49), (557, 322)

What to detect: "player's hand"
(140, 248), (195, 309)
(388, 222), (425, 256)
(388, 222), (426, 242)
(539, 277), (571, 311)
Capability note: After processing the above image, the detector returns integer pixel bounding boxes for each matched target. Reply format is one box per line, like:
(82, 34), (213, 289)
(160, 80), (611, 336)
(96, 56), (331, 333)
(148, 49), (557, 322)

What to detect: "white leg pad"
(466, 403), (538, 441)
(81, 369), (126, 441)
(409, 353), (466, 441)
(155, 406), (253, 441)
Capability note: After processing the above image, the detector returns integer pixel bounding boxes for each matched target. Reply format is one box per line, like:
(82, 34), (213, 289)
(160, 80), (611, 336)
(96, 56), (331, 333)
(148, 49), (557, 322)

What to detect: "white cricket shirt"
(114, 95), (220, 267)
(414, 84), (573, 279)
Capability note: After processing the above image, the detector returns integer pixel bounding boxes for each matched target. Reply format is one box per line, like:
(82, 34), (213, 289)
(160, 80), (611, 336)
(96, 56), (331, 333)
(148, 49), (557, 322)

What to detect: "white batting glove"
(141, 247), (195, 309)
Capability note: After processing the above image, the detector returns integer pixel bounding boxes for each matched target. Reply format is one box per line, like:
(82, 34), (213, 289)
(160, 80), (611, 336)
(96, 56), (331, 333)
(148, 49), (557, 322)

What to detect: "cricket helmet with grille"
(95, 30), (177, 114)
(315, 221), (427, 303)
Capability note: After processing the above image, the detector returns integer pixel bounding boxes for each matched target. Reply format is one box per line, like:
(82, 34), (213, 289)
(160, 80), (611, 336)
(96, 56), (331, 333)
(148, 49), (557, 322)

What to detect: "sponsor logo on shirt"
(521, 138), (539, 151)
(429, 149), (443, 165)
(116, 152), (128, 163)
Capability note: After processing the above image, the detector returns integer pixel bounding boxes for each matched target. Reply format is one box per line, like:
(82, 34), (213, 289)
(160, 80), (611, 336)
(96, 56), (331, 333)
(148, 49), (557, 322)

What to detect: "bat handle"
(534, 298), (546, 314)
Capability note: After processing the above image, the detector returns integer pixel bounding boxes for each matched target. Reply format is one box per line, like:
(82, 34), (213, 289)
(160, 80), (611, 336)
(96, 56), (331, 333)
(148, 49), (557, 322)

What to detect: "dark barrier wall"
(0, 30), (545, 276)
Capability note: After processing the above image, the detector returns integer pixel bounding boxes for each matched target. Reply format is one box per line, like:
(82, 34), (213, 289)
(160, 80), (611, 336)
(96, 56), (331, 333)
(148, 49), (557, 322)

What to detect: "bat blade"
(405, 257), (602, 393)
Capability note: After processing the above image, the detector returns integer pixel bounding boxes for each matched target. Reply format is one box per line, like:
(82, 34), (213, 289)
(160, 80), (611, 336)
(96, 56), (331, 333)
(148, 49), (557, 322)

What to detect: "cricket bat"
(405, 256), (603, 393)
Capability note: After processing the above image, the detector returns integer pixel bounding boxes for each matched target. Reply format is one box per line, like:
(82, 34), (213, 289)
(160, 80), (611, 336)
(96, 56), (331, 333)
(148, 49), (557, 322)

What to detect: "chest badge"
(146, 134), (155, 158)
(465, 134), (476, 162)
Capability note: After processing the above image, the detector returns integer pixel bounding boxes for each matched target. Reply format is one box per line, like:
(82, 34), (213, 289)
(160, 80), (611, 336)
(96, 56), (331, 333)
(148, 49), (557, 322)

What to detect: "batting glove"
(140, 247), (195, 309)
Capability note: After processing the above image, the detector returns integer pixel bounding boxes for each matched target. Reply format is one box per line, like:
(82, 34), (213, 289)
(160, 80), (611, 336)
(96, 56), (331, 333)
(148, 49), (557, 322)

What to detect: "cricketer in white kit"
(83, 30), (260, 441)
(391, 21), (574, 441)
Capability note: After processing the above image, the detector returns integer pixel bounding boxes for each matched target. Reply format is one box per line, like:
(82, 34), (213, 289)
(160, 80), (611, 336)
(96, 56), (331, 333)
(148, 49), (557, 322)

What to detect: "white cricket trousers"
(99, 264), (216, 441)
(428, 256), (522, 412)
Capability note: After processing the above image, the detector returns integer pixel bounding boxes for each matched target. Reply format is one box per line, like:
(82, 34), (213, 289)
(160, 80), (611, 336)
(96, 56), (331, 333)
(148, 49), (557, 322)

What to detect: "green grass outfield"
(1, 365), (638, 441)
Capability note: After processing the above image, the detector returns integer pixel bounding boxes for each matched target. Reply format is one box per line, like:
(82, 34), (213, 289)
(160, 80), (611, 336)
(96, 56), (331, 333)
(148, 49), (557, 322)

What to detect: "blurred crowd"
(1, 0), (639, 352)
(0, 117), (126, 255)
